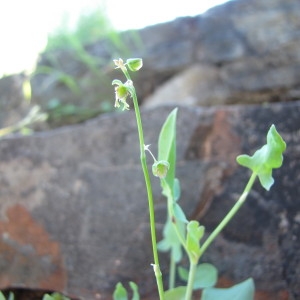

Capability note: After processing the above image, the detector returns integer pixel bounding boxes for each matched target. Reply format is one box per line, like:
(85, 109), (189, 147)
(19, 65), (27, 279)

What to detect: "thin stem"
(169, 255), (176, 290)
(200, 172), (257, 257)
(122, 67), (165, 299)
(184, 260), (197, 300)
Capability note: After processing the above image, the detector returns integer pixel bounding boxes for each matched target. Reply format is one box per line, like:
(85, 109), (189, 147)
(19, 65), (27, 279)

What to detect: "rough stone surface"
(143, 64), (232, 107)
(1, 0), (300, 127)
(22, 0), (300, 121)
(0, 74), (31, 128)
(144, 0), (300, 107)
(0, 0), (299, 299)
(0, 101), (299, 299)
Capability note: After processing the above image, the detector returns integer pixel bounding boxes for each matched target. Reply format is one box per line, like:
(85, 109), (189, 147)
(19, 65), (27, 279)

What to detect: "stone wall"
(0, 0), (299, 299)
(0, 102), (299, 299)
(1, 0), (300, 128)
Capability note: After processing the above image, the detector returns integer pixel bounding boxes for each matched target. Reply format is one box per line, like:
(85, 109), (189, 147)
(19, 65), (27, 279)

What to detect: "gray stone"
(2, 0), (300, 124)
(143, 64), (232, 107)
(0, 74), (30, 128)
(0, 101), (299, 299)
(0, 0), (300, 299)
(141, 0), (300, 108)
(22, 0), (300, 119)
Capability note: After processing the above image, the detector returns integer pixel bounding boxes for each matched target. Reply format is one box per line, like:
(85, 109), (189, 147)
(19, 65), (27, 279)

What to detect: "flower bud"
(126, 58), (143, 72)
(152, 160), (170, 179)
(113, 58), (125, 69)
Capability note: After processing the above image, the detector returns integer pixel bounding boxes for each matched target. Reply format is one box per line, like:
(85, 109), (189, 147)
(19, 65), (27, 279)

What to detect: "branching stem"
(200, 172), (257, 257)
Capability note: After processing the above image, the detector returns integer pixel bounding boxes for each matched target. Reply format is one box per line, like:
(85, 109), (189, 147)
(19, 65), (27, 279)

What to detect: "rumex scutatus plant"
(112, 58), (286, 300)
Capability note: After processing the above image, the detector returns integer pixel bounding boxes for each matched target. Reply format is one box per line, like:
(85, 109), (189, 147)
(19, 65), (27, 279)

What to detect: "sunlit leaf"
(158, 108), (178, 193)
(237, 125), (286, 190)
(186, 221), (205, 259)
(0, 292), (6, 300)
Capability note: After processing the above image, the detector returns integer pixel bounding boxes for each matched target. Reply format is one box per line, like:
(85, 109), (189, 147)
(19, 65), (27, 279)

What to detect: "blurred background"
(0, 0), (229, 76)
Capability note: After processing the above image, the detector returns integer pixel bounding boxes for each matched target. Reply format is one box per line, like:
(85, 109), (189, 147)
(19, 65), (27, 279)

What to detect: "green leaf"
(113, 282), (128, 300)
(164, 286), (187, 300)
(158, 108), (178, 193)
(42, 293), (70, 300)
(186, 221), (205, 259)
(173, 203), (188, 224)
(237, 124), (286, 190)
(178, 266), (189, 281)
(201, 278), (255, 300)
(112, 282), (139, 300)
(0, 292), (6, 300)
(157, 109), (184, 264)
(178, 263), (218, 289)
(129, 282), (140, 300)
(158, 218), (184, 263)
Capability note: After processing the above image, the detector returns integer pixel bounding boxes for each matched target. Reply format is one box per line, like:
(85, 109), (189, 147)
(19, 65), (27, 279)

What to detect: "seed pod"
(126, 58), (143, 72)
(152, 160), (170, 179)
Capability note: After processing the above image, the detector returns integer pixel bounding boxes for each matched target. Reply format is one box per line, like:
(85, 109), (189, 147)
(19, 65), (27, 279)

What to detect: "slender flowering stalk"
(199, 172), (257, 257)
(112, 58), (287, 300)
(112, 58), (165, 300)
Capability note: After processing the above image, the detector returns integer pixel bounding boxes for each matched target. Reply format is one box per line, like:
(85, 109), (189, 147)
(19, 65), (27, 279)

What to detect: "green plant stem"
(200, 172), (257, 257)
(169, 255), (176, 290)
(122, 67), (165, 299)
(184, 260), (197, 300)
